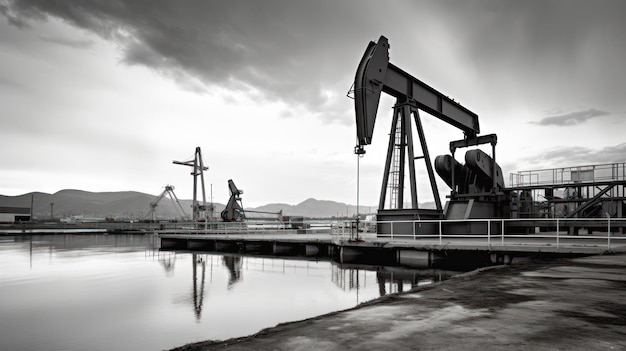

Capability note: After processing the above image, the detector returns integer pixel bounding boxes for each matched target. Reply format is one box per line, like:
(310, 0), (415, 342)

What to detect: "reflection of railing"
(331, 265), (368, 292)
(510, 162), (626, 187)
(377, 218), (626, 252)
(241, 257), (329, 277)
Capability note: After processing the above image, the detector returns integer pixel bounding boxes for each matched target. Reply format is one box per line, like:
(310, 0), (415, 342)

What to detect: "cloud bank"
(533, 108), (610, 126)
(5, 0), (626, 125)
(2, 0), (370, 123)
(523, 143), (626, 168)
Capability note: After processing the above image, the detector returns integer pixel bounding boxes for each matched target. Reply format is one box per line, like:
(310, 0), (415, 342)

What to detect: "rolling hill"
(0, 190), (375, 220)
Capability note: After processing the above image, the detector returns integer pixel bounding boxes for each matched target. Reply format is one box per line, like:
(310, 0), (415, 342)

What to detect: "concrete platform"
(170, 254), (626, 351)
(160, 231), (626, 255)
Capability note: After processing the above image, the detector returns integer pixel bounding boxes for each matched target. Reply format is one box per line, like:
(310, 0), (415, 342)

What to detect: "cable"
(355, 152), (364, 241)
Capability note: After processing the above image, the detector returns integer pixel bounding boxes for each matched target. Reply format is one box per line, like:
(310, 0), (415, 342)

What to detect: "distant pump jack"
(220, 179), (283, 222)
(221, 179), (244, 222)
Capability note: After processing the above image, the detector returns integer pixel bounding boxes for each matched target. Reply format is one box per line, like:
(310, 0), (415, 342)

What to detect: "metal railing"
(375, 217), (626, 252)
(157, 219), (355, 235)
(156, 219), (378, 241)
(0, 221), (161, 234)
(154, 217), (626, 252)
(510, 162), (626, 187)
(157, 221), (289, 234)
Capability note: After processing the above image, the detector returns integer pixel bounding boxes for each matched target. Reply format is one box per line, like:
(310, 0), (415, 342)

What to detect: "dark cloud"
(1, 2), (35, 28)
(525, 143), (626, 167)
(3, 0), (626, 126)
(2, 0), (374, 123)
(532, 108), (610, 126)
(39, 35), (93, 49)
(430, 0), (626, 112)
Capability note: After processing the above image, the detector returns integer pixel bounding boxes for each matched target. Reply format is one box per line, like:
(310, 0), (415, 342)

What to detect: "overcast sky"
(1, 0), (625, 208)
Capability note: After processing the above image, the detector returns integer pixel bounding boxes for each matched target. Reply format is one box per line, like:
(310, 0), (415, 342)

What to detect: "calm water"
(0, 234), (457, 351)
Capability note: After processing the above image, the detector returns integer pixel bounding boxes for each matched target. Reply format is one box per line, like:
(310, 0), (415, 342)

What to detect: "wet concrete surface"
(170, 254), (626, 351)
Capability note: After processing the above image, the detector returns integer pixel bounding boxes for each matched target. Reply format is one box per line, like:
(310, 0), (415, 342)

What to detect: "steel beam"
(383, 63), (480, 139)
(354, 35), (480, 148)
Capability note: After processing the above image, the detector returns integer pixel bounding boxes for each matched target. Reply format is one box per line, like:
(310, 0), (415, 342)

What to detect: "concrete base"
(397, 250), (442, 268)
(443, 200), (503, 235)
(376, 208), (443, 237)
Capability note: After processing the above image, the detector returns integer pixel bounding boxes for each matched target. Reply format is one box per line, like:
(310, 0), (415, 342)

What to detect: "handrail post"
(438, 220), (442, 245)
(501, 219), (505, 246)
(391, 221), (394, 239)
(413, 219), (416, 240)
(606, 217), (611, 251)
(556, 218), (560, 249)
(487, 219), (491, 249)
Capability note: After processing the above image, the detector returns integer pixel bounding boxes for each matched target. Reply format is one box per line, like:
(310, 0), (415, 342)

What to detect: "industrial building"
(0, 207), (31, 223)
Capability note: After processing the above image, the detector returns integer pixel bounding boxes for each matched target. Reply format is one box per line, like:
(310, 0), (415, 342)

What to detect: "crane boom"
(143, 185), (187, 221)
(354, 35), (480, 149)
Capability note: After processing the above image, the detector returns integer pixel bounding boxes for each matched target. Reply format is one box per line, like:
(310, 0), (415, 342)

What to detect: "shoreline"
(169, 254), (626, 351)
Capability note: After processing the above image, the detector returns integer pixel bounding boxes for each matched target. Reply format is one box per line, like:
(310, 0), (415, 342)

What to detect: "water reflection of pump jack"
(331, 262), (460, 298)
(192, 254), (206, 320)
(187, 254), (461, 318)
(157, 251), (177, 276)
(191, 254), (242, 319)
(222, 256), (243, 288)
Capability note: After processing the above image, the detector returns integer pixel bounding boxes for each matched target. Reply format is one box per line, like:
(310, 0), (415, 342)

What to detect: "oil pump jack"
(221, 179), (244, 222)
(353, 35), (505, 235)
(221, 179), (283, 222)
(354, 36), (626, 236)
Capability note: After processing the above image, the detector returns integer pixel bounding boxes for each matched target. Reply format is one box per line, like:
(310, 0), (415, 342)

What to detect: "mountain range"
(0, 189), (375, 220)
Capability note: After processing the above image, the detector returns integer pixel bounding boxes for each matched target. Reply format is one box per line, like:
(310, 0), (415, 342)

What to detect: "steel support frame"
(378, 98), (442, 211)
(174, 147), (208, 222)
